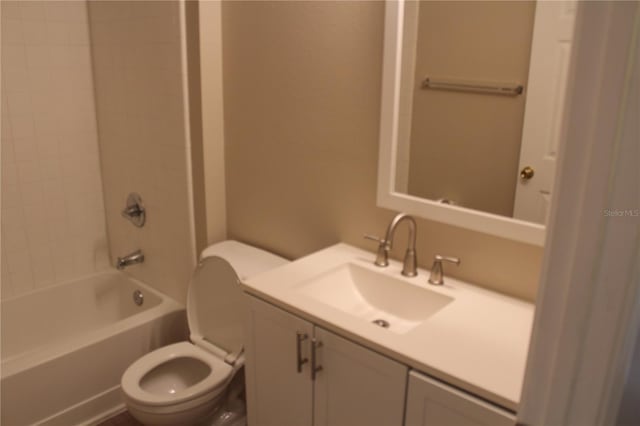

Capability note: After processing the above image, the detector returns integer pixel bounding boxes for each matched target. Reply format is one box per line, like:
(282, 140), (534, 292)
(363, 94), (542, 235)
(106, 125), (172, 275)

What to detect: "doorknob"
(520, 166), (535, 180)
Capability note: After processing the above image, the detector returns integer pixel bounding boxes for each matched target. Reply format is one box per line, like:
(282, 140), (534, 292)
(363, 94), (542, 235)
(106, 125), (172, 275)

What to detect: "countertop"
(242, 243), (534, 411)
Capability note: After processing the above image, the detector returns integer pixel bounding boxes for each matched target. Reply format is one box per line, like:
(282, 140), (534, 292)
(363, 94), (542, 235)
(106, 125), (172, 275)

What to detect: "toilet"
(121, 241), (288, 425)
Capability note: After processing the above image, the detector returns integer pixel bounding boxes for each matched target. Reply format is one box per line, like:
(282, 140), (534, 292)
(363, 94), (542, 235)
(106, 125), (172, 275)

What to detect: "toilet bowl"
(121, 241), (288, 425)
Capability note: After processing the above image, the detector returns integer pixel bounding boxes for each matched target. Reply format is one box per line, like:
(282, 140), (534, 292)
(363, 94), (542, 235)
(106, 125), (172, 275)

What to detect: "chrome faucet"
(428, 255), (460, 285)
(365, 213), (418, 277)
(116, 250), (145, 270)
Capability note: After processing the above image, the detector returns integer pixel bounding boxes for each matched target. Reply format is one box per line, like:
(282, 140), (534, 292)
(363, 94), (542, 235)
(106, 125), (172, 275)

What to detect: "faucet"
(116, 250), (145, 270)
(365, 213), (418, 277)
(427, 255), (460, 285)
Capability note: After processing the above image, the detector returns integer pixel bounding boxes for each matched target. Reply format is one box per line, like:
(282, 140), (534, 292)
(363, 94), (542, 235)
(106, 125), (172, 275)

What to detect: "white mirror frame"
(377, 0), (546, 246)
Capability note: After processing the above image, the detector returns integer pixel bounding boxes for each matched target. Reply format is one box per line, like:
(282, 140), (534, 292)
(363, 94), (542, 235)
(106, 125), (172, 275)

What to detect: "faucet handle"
(434, 255), (460, 265)
(121, 193), (146, 227)
(363, 234), (390, 267)
(428, 255), (460, 285)
(364, 234), (384, 243)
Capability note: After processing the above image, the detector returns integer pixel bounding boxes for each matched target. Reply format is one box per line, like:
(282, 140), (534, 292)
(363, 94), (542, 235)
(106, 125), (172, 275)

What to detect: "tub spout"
(116, 250), (144, 270)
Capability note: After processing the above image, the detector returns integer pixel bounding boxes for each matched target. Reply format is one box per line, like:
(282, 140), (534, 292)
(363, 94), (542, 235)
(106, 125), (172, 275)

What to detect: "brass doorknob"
(520, 166), (535, 180)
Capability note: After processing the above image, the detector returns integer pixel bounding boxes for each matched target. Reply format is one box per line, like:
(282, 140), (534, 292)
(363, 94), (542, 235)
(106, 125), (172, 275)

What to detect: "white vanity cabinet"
(244, 296), (407, 426)
(405, 371), (516, 426)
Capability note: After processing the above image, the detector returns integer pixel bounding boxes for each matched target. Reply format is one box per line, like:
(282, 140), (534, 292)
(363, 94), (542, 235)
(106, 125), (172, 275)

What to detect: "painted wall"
(222, 1), (543, 302)
(197, 0), (227, 248)
(406, 1), (535, 217)
(87, 1), (196, 303)
(1, 1), (109, 299)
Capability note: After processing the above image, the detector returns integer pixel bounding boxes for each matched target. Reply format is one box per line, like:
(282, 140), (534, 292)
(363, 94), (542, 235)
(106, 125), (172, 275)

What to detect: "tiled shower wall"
(1, 1), (109, 299)
(88, 1), (196, 304)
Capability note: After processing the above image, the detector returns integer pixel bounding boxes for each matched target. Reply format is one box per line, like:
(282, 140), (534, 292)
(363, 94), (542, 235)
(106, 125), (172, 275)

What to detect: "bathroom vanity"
(241, 243), (533, 426)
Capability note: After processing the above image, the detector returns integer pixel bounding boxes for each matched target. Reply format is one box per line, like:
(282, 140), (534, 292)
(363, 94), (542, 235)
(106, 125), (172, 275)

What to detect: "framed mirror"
(377, 0), (577, 246)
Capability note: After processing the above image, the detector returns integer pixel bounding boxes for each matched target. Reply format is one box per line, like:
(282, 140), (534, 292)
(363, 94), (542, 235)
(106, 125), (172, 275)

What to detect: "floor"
(96, 411), (142, 426)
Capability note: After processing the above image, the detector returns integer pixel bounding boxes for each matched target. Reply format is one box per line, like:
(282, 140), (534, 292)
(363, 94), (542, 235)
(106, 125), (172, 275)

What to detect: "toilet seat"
(121, 342), (232, 408)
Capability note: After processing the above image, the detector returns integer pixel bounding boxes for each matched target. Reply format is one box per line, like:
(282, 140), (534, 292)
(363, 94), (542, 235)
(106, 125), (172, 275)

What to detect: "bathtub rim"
(1, 269), (185, 379)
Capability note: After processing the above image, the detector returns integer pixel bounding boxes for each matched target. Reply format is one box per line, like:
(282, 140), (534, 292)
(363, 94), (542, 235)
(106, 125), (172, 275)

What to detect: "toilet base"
(127, 369), (247, 426)
(128, 396), (223, 426)
(203, 370), (247, 426)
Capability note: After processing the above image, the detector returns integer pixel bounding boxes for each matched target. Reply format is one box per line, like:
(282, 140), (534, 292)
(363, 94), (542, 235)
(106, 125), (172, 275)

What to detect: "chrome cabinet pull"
(311, 338), (323, 381)
(296, 331), (308, 373)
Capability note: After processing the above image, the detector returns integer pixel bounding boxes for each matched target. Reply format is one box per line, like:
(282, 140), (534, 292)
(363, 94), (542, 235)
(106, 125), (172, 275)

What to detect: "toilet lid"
(187, 256), (244, 361)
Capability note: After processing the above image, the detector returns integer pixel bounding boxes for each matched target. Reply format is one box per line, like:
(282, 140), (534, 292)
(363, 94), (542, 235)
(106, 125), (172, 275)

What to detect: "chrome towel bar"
(422, 76), (523, 96)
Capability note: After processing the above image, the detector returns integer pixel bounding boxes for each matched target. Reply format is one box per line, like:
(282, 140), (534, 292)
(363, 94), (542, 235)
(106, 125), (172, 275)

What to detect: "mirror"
(377, 0), (577, 246)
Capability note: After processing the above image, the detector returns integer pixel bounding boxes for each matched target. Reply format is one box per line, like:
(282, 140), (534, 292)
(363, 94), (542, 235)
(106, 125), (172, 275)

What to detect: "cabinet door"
(313, 327), (407, 426)
(244, 296), (314, 426)
(405, 370), (516, 426)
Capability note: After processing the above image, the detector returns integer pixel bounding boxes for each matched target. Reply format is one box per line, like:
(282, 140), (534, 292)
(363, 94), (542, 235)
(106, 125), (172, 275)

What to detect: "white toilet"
(121, 241), (288, 425)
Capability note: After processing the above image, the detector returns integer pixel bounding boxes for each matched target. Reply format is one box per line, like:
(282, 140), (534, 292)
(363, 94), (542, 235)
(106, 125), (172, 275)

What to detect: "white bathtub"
(1, 270), (187, 426)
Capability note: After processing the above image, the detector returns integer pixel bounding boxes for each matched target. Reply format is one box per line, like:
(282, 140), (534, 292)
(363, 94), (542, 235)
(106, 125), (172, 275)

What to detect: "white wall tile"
(2, 163), (19, 187)
(1, 109), (13, 140)
(16, 160), (42, 183)
(24, 45), (51, 69)
(1, 18), (24, 45)
(6, 248), (33, 276)
(21, 19), (48, 44)
(88, 1), (196, 304)
(2, 138), (16, 165)
(19, 181), (44, 206)
(1, 2), (22, 21)
(1, 184), (20, 209)
(1, 252), (15, 299)
(2, 224), (29, 252)
(1, 1), (109, 299)
(20, 2), (47, 22)
(30, 245), (55, 288)
(10, 269), (35, 296)
(12, 137), (38, 162)
(1, 45), (27, 70)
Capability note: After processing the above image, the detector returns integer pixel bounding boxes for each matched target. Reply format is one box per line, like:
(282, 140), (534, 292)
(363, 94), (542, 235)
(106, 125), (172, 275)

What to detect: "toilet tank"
(200, 240), (289, 281)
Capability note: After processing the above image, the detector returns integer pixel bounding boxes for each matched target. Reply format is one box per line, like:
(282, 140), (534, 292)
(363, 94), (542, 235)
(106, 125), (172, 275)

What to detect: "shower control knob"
(121, 193), (146, 227)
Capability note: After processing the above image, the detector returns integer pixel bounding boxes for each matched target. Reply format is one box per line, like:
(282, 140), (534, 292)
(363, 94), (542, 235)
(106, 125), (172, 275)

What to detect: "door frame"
(518, 1), (640, 425)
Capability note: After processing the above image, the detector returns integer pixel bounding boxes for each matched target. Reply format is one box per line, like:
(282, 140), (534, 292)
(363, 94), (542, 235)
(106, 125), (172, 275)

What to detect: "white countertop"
(243, 243), (534, 411)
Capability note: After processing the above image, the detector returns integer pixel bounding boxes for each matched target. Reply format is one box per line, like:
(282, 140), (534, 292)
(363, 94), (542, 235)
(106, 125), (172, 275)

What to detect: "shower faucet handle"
(121, 193), (146, 227)
(122, 205), (143, 217)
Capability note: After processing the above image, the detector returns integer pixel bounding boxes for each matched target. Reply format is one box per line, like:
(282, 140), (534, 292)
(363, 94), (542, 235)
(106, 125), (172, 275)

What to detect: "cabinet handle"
(311, 338), (323, 381)
(296, 331), (308, 373)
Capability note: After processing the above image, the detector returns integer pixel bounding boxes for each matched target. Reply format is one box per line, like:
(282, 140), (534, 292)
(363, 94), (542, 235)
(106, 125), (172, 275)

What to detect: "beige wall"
(407, 1), (536, 217)
(191, 0), (227, 251)
(1, 1), (109, 299)
(88, 1), (196, 303)
(222, 1), (543, 302)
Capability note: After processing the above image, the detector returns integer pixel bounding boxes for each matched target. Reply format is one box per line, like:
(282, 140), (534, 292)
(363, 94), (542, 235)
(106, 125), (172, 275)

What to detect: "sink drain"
(372, 319), (390, 328)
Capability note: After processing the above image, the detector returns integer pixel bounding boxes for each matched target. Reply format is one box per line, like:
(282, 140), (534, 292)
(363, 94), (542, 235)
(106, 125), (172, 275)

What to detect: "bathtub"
(1, 270), (187, 426)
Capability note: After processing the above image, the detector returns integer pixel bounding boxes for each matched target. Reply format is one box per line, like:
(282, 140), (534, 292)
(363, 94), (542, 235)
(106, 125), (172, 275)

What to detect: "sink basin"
(298, 263), (453, 333)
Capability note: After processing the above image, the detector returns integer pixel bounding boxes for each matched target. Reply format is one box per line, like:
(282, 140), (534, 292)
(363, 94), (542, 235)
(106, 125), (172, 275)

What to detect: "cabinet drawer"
(405, 370), (516, 426)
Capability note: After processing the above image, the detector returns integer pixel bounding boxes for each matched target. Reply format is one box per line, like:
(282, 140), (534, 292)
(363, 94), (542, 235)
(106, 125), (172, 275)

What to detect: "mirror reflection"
(393, 1), (576, 224)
